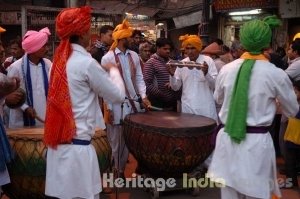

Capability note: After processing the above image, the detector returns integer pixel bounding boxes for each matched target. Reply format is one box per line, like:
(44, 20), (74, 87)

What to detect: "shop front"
(213, 0), (279, 48)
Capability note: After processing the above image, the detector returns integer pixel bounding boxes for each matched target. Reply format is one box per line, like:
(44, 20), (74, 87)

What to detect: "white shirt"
(285, 56), (300, 81)
(7, 56), (52, 128)
(169, 54), (218, 121)
(45, 44), (125, 199)
(101, 48), (146, 124)
(208, 59), (298, 198)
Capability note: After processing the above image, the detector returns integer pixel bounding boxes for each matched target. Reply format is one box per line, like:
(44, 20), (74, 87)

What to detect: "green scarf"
(225, 16), (281, 143)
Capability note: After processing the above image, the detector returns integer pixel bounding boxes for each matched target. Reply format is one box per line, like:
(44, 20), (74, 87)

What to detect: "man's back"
(216, 58), (298, 126)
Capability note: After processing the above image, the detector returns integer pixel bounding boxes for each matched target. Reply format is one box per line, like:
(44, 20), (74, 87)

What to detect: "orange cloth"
(201, 42), (223, 55)
(110, 19), (133, 50)
(44, 6), (91, 148)
(240, 52), (269, 61)
(179, 34), (202, 51)
(0, 26), (6, 33)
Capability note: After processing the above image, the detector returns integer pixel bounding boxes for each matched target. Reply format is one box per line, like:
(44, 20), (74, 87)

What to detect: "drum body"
(123, 112), (216, 177)
(6, 128), (111, 199)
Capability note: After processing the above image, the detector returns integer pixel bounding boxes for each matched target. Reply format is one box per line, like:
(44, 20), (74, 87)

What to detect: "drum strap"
(113, 50), (138, 113)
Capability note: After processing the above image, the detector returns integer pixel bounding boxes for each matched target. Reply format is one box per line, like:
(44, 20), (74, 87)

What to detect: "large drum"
(123, 112), (216, 177)
(6, 128), (111, 199)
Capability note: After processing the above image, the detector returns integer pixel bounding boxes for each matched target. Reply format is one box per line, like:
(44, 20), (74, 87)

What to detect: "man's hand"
(25, 107), (37, 119)
(168, 65), (176, 76)
(0, 76), (20, 97)
(102, 62), (117, 72)
(142, 97), (151, 111)
(5, 89), (25, 108)
(201, 61), (208, 76)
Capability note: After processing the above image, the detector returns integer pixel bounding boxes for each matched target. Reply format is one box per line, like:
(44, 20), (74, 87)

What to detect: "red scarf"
(44, 6), (91, 148)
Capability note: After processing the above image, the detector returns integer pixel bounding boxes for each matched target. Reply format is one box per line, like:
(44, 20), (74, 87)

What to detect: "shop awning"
(213, 0), (278, 12)
(173, 10), (202, 29)
(91, 0), (203, 19)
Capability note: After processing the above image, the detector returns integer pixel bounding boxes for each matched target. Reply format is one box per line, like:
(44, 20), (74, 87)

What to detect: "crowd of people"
(0, 6), (299, 199)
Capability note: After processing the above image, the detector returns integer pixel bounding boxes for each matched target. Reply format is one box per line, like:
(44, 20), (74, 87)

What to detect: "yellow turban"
(293, 33), (300, 41)
(179, 34), (202, 51)
(110, 19), (133, 50)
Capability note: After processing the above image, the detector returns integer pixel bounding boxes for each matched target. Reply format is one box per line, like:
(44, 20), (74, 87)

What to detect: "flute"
(166, 60), (206, 70)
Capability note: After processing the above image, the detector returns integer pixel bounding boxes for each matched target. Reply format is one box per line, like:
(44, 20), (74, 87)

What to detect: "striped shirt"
(143, 53), (181, 106)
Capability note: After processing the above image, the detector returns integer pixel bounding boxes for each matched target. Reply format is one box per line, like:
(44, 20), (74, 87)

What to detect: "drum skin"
(5, 128), (111, 199)
(123, 111), (216, 177)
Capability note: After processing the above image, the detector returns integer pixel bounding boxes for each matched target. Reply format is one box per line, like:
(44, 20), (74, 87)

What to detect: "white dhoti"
(45, 144), (101, 199)
(106, 124), (129, 173)
(207, 129), (281, 199)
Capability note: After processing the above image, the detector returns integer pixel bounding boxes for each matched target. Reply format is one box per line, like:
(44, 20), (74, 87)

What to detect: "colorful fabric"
(179, 34), (202, 51)
(110, 20), (133, 50)
(0, 117), (13, 172)
(22, 27), (51, 54)
(21, 55), (48, 126)
(240, 52), (268, 61)
(225, 16), (280, 143)
(44, 6), (91, 148)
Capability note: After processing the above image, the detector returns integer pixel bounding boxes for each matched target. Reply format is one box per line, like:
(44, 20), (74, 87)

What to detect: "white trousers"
(106, 124), (129, 173)
(221, 186), (267, 199)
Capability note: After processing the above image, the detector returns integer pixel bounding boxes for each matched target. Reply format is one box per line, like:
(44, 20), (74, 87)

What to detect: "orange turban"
(179, 34), (202, 51)
(44, 6), (91, 148)
(110, 19), (133, 50)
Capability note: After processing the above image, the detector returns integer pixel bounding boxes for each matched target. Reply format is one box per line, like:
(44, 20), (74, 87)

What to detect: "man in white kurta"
(169, 35), (218, 121)
(7, 27), (52, 128)
(44, 7), (125, 199)
(0, 74), (19, 195)
(101, 20), (150, 176)
(207, 17), (299, 199)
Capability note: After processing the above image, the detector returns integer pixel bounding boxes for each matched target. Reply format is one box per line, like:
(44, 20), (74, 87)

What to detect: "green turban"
(240, 15), (281, 55)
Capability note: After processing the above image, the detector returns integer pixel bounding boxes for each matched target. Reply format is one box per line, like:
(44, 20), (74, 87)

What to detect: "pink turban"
(22, 27), (51, 54)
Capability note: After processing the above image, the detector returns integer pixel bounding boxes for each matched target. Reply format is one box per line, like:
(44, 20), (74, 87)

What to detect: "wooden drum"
(123, 112), (216, 177)
(6, 128), (111, 199)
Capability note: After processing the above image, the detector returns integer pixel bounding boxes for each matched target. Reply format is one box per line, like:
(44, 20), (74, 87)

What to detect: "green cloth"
(225, 16), (281, 143)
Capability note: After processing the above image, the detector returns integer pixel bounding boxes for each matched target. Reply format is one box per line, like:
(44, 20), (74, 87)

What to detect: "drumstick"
(148, 105), (164, 111)
(35, 115), (45, 123)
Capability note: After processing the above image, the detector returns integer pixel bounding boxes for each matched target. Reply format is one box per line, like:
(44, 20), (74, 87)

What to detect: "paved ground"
(1, 155), (299, 199)
(99, 154), (300, 199)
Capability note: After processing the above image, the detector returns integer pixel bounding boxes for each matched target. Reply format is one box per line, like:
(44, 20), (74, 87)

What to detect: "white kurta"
(208, 59), (299, 199)
(101, 48), (146, 124)
(7, 57), (52, 128)
(169, 55), (218, 121)
(45, 44), (125, 199)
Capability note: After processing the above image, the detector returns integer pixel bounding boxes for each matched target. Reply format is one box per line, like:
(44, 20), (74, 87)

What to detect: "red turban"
(44, 6), (91, 148)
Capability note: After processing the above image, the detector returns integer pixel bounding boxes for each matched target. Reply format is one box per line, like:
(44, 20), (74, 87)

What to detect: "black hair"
(9, 36), (22, 48)
(156, 38), (173, 49)
(275, 46), (286, 58)
(291, 39), (300, 56)
(293, 80), (300, 91)
(223, 45), (230, 53)
(99, 25), (114, 34)
(70, 35), (80, 43)
(132, 30), (142, 38)
(214, 38), (224, 45)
